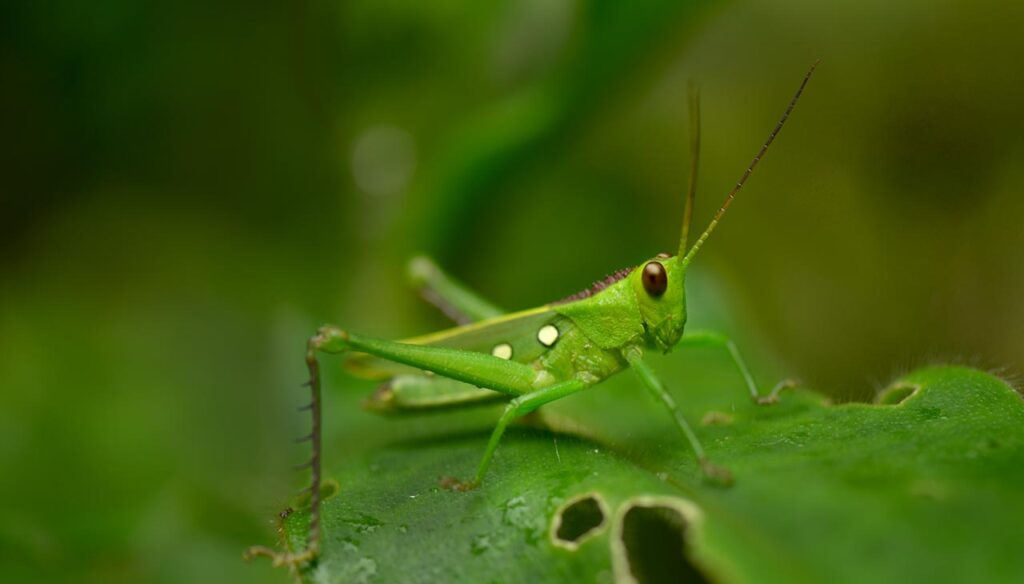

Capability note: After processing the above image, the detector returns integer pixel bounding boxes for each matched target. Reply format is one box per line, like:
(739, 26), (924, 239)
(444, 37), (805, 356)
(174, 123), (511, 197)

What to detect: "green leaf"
(278, 365), (1024, 583)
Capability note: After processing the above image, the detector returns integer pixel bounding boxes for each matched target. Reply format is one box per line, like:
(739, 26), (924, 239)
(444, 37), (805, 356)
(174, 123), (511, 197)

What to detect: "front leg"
(624, 346), (733, 486)
(679, 329), (786, 404)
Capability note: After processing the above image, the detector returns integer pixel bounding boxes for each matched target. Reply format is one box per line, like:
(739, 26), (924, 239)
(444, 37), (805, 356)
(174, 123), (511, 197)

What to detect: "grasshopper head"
(632, 254), (687, 353)
(637, 62), (816, 351)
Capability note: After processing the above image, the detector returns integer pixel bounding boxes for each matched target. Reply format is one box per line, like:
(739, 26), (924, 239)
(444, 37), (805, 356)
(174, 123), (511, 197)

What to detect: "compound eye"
(641, 261), (668, 297)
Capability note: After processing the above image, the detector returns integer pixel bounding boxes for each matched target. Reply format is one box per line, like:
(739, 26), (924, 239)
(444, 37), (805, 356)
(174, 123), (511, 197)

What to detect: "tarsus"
(243, 334), (324, 568)
(301, 336), (324, 559)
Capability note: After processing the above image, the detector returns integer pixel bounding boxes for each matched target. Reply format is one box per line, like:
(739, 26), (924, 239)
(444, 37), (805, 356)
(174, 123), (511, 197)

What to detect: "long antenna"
(681, 60), (818, 266)
(679, 84), (701, 258)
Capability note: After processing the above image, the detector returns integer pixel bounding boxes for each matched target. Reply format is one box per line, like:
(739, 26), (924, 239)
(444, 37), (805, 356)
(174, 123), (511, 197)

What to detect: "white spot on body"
(492, 343), (513, 360)
(538, 324), (559, 347)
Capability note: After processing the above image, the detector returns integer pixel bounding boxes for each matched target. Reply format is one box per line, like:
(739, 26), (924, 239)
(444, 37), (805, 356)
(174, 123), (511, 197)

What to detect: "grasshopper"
(246, 63), (817, 569)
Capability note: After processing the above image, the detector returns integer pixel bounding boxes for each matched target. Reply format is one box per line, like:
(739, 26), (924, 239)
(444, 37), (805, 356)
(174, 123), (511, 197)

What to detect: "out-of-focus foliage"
(2, 0), (1024, 581)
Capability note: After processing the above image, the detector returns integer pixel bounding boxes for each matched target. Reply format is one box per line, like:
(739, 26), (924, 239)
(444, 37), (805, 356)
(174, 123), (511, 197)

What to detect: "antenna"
(679, 84), (701, 258)
(681, 60), (818, 267)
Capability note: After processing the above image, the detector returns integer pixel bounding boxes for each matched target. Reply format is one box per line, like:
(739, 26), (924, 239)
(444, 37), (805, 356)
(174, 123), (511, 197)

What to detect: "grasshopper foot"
(439, 476), (479, 492)
(698, 458), (734, 487)
(243, 545), (317, 569)
(756, 378), (800, 406)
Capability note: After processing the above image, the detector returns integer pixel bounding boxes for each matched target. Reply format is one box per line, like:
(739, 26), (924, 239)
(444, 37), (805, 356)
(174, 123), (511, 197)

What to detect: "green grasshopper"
(246, 63), (817, 569)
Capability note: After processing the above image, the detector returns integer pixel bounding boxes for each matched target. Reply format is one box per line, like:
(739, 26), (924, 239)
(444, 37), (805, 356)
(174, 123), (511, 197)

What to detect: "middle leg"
(443, 378), (588, 490)
(680, 329), (776, 404)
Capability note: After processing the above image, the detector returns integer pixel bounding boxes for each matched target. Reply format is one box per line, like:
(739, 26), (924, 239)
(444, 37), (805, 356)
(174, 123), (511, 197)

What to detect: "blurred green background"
(3, 0), (1024, 581)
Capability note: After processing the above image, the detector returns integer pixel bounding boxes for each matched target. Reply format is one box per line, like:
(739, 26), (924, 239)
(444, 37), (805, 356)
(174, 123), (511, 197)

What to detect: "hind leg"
(247, 325), (545, 568)
(408, 255), (504, 324)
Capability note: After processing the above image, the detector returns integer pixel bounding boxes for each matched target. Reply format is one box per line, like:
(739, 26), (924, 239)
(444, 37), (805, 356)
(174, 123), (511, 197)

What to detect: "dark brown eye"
(641, 262), (667, 297)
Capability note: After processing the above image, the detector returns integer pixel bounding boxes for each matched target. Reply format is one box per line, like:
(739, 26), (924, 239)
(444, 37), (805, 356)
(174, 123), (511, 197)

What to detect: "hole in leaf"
(554, 495), (606, 546)
(320, 478), (340, 500)
(876, 382), (920, 405)
(621, 505), (711, 584)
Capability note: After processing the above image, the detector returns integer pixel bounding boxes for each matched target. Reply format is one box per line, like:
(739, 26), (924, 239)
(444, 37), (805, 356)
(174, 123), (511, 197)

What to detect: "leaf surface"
(279, 365), (1024, 583)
